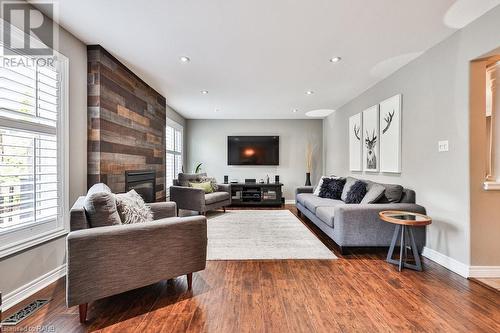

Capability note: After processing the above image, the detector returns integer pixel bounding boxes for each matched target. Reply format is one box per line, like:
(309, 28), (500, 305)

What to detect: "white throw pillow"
(313, 176), (337, 196)
(115, 189), (154, 224)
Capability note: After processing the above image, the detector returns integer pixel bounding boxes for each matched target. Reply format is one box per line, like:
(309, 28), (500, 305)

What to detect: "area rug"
(206, 210), (337, 260)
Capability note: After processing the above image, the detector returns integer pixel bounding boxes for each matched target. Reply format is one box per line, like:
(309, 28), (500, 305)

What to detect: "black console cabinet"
(230, 183), (283, 206)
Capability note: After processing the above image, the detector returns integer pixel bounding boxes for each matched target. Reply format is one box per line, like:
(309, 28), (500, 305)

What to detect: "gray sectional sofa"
(296, 177), (426, 253)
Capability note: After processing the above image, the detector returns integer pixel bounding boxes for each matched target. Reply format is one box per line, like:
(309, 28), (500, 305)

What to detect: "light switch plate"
(438, 140), (449, 152)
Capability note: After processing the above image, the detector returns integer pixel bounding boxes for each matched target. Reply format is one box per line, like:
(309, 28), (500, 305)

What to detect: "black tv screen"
(228, 136), (279, 165)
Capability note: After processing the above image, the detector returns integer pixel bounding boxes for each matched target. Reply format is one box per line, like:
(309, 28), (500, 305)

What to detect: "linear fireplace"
(125, 170), (156, 203)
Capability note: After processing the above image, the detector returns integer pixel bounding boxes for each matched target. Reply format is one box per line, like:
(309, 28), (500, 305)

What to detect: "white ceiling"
(46, 0), (500, 119)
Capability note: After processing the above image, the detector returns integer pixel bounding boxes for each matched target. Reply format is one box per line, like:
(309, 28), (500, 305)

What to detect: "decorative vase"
(305, 172), (311, 186)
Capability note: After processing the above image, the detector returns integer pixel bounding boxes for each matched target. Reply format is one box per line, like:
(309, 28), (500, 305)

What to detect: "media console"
(229, 183), (283, 206)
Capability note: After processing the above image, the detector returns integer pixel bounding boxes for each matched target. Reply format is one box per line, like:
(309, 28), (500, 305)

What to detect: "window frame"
(165, 119), (183, 195)
(0, 20), (69, 258)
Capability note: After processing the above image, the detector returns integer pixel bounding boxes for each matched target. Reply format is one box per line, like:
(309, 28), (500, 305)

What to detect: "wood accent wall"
(87, 45), (166, 200)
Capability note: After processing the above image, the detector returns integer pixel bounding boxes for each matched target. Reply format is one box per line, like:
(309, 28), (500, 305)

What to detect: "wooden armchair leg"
(223, 206), (226, 212)
(187, 273), (193, 290)
(79, 303), (88, 323)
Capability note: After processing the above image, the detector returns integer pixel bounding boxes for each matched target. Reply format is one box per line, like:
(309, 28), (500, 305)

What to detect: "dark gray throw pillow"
(319, 178), (346, 199)
(344, 180), (368, 204)
(377, 183), (404, 203)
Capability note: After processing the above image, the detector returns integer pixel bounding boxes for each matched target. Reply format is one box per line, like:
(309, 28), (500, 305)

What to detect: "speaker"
(275, 175), (280, 183)
(224, 175), (228, 184)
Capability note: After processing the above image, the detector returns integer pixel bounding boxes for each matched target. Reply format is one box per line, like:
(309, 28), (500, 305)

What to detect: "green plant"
(194, 163), (203, 173)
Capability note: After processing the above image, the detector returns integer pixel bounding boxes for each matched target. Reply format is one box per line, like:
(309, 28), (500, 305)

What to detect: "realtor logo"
(2, 1), (54, 55)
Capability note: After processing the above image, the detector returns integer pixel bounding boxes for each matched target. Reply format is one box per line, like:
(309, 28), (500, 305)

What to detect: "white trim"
(0, 228), (67, 258)
(422, 246), (469, 278)
(469, 266), (500, 278)
(1, 264), (66, 311)
(285, 199), (296, 204)
(483, 181), (500, 190)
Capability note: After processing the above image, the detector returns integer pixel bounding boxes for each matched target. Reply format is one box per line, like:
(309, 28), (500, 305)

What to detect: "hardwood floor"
(3, 206), (499, 332)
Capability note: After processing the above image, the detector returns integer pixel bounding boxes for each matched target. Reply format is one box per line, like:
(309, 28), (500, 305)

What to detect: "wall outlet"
(438, 140), (449, 152)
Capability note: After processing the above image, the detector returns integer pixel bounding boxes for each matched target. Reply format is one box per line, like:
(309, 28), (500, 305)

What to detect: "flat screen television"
(228, 136), (279, 165)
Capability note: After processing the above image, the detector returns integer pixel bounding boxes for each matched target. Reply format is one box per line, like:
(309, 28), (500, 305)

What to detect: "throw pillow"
(313, 175), (337, 196)
(199, 176), (218, 192)
(189, 181), (214, 193)
(341, 177), (358, 201)
(115, 189), (154, 224)
(377, 183), (404, 203)
(344, 180), (368, 204)
(83, 184), (122, 228)
(361, 182), (386, 204)
(319, 178), (346, 199)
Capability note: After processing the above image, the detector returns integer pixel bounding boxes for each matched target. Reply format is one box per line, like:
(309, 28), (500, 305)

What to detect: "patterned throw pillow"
(344, 180), (368, 204)
(319, 178), (346, 200)
(198, 176), (218, 192)
(115, 189), (154, 224)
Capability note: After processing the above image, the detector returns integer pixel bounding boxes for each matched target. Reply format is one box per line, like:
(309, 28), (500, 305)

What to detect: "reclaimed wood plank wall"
(87, 45), (166, 200)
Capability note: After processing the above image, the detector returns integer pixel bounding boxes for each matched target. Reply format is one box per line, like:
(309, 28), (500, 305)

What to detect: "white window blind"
(0, 24), (69, 257)
(166, 120), (183, 193)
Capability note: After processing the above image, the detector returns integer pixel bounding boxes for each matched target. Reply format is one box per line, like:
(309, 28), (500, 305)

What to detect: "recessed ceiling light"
(293, 109), (298, 113)
(179, 56), (190, 63)
(305, 109), (335, 118)
(201, 90), (208, 94)
(306, 90), (314, 95)
(329, 56), (342, 63)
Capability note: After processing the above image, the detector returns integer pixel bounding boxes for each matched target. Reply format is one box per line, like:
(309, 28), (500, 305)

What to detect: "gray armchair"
(67, 185), (207, 323)
(170, 173), (231, 215)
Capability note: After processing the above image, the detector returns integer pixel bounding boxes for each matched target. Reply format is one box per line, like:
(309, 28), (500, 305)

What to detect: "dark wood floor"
(3, 206), (500, 333)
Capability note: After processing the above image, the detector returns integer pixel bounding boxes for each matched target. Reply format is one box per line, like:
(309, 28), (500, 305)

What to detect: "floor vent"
(1, 299), (50, 326)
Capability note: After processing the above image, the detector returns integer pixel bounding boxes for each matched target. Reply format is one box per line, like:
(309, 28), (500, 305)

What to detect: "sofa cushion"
(83, 183), (121, 228)
(297, 193), (344, 213)
(377, 183), (404, 203)
(341, 177), (358, 201)
(319, 177), (346, 199)
(344, 180), (368, 204)
(361, 182), (386, 204)
(313, 175), (338, 196)
(205, 191), (230, 205)
(115, 189), (154, 224)
(190, 181), (214, 193)
(315, 206), (337, 228)
(178, 172), (207, 187)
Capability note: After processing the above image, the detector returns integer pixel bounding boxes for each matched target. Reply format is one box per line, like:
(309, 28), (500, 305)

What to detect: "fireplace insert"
(125, 170), (156, 203)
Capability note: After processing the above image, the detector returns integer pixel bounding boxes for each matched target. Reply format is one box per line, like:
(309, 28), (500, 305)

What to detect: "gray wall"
(186, 119), (323, 201)
(0, 11), (88, 297)
(323, 5), (500, 266)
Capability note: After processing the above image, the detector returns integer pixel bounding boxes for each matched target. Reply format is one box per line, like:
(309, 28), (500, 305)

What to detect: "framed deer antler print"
(379, 94), (402, 173)
(362, 105), (380, 172)
(349, 113), (362, 171)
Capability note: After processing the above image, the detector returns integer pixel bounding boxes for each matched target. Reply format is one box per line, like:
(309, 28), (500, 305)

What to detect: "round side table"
(379, 211), (432, 272)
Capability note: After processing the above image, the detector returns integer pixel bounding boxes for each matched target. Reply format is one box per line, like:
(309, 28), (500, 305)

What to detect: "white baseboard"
(422, 247), (469, 278)
(469, 266), (500, 278)
(285, 199), (296, 204)
(2, 264), (66, 311)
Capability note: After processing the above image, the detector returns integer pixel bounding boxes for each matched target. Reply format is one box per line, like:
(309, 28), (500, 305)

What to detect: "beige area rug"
(206, 210), (337, 260)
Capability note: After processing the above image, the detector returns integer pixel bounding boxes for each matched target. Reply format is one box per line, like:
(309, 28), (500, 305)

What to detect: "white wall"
(0, 8), (88, 301)
(186, 119), (323, 201)
(323, 5), (500, 267)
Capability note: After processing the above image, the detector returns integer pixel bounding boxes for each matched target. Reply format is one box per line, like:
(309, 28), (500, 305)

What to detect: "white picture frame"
(379, 94), (402, 173)
(362, 105), (380, 172)
(349, 113), (362, 171)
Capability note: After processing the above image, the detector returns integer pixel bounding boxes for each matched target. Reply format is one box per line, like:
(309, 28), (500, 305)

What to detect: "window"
(0, 24), (69, 257)
(166, 120), (183, 194)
